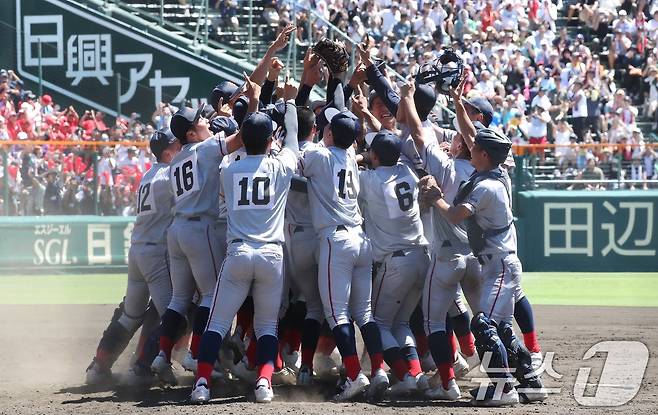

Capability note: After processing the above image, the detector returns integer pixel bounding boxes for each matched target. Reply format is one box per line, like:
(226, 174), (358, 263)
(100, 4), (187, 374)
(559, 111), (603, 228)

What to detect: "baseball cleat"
(425, 378), (461, 401)
(314, 354), (340, 378)
(470, 384), (519, 407)
(85, 359), (112, 385)
(454, 352), (470, 379)
(530, 351), (543, 373)
(517, 378), (548, 403)
(420, 351), (437, 372)
(334, 372), (370, 401)
(181, 350), (198, 373)
(230, 357), (257, 384)
(296, 366), (314, 386)
(415, 373), (431, 391)
(151, 351), (178, 386)
(190, 377), (210, 404)
(366, 368), (390, 402)
(120, 363), (154, 387)
(283, 350), (302, 373)
(387, 373), (418, 397)
(254, 378), (274, 403)
(272, 366), (297, 385)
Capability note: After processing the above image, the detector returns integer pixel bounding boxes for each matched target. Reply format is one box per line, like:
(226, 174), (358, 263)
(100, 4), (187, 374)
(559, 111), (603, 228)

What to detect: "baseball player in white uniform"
(400, 82), (484, 400)
(151, 106), (242, 385)
(283, 106), (326, 385)
(420, 99), (547, 406)
(190, 94), (299, 404)
(85, 129), (181, 385)
(358, 131), (431, 396)
(301, 100), (388, 401)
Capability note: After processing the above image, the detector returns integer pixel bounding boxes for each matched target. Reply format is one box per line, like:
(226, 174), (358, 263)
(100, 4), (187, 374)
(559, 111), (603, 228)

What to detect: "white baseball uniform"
(301, 145), (373, 329)
(166, 135), (228, 313)
(205, 104), (299, 339)
(359, 162), (429, 351)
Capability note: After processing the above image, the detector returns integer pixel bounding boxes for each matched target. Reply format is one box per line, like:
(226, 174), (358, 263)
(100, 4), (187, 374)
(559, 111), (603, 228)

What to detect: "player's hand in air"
(270, 24), (297, 53)
(448, 66), (470, 102)
(283, 77), (298, 101)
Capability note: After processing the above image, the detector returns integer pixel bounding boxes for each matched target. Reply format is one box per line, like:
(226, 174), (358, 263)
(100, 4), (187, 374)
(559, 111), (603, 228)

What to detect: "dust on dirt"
(0, 304), (656, 414)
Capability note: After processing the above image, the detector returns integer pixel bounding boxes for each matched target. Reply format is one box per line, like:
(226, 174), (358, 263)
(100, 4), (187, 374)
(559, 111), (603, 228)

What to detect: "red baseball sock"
(523, 331), (541, 353)
(390, 357), (409, 381)
(286, 329), (302, 353)
(159, 336), (175, 362)
(370, 352), (384, 376)
(95, 349), (110, 367)
(450, 334), (459, 360)
(343, 354), (361, 381)
(317, 335), (336, 356)
(257, 363), (274, 386)
(275, 351), (283, 371)
(197, 362), (213, 384)
(437, 362), (455, 390)
(190, 334), (201, 359)
(245, 335), (257, 368)
(407, 358), (422, 377)
(416, 331), (429, 356)
(457, 333), (476, 357)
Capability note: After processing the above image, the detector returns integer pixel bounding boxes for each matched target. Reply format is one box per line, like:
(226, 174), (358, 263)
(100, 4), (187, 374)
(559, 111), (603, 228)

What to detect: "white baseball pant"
(166, 217), (226, 314)
(423, 249), (482, 334)
(317, 225), (373, 329)
(479, 252), (523, 324)
(205, 241), (284, 338)
(372, 246), (429, 350)
(285, 224), (323, 322)
(118, 242), (172, 331)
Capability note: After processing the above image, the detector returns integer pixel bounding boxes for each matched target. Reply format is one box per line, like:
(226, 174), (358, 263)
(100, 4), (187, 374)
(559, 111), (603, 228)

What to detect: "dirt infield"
(0, 304), (656, 414)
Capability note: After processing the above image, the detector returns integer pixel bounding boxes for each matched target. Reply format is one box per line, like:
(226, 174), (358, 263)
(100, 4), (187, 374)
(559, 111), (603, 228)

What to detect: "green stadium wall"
(0, 191), (656, 274)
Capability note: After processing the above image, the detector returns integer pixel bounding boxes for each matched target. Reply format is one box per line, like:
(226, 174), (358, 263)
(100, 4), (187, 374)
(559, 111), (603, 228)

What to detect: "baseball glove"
(312, 38), (350, 74)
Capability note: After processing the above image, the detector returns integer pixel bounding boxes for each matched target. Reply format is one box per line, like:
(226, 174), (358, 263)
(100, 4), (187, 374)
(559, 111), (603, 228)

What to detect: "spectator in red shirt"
(480, 2), (496, 32)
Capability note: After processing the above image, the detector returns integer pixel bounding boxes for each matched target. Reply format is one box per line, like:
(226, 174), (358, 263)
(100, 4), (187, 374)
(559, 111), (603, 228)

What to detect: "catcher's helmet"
(415, 49), (464, 95)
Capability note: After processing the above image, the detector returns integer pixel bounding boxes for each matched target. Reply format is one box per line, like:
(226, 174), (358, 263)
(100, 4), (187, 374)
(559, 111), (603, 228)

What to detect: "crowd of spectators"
(264, 0), (658, 181)
(0, 68), (161, 216)
(4, 0), (658, 215)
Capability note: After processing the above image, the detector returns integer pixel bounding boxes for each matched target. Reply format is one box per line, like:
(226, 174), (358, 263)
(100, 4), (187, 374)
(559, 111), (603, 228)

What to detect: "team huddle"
(84, 27), (548, 407)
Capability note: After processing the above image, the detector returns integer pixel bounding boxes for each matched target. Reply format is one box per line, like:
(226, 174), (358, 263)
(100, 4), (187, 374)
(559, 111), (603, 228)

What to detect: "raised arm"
(356, 42), (400, 116)
(282, 81), (299, 158)
(399, 81), (426, 149)
(449, 69), (476, 151)
(250, 25), (296, 86)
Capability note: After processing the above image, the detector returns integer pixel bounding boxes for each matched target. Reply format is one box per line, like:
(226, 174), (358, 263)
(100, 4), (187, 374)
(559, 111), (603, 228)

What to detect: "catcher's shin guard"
(470, 312), (512, 381)
(497, 321), (540, 383)
(96, 320), (134, 368)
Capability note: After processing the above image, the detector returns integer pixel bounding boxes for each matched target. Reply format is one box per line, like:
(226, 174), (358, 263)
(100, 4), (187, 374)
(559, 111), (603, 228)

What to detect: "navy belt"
(187, 216), (201, 221)
(478, 251), (516, 265)
(392, 250), (406, 257)
(145, 242), (158, 246)
(229, 239), (281, 245)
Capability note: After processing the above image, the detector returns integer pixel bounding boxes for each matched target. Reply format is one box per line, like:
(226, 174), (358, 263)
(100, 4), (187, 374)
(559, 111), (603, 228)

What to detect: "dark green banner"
(0, 216), (133, 272)
(517, 191), (658, 272)
(11, 0), (244, 117)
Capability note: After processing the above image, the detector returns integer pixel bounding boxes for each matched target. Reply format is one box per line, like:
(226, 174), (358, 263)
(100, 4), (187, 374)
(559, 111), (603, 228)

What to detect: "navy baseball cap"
(170, 106), (203, 141)
(149, 128), (178, 160)
(233, 96), (249, 126)
(241, 112), (277, 147)
(370, 131), (401, 166)
(209, 81), (239, 110)
(474, 128), (511, 164)
(463, 96), (494, 127)
(325, 108), (361, 148)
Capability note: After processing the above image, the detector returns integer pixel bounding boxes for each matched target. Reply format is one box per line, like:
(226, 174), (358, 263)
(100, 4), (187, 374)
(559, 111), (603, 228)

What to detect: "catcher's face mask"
(415, 49), (464, 95)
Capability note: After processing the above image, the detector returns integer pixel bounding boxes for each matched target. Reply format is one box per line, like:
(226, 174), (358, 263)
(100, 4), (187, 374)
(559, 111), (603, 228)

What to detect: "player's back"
(169, 136), (226, 219)
(285, 141), (316, 228)
(131, 163), (174, 245)
(302, 145), (362, 232)
(358, 162), (427, 261)
(223, 152), (296, 243)
(218, 147), (248, 221)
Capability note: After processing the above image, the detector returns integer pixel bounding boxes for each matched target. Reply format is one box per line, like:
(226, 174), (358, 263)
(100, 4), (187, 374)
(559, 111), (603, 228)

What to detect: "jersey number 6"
(394, 182), (413, 212)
